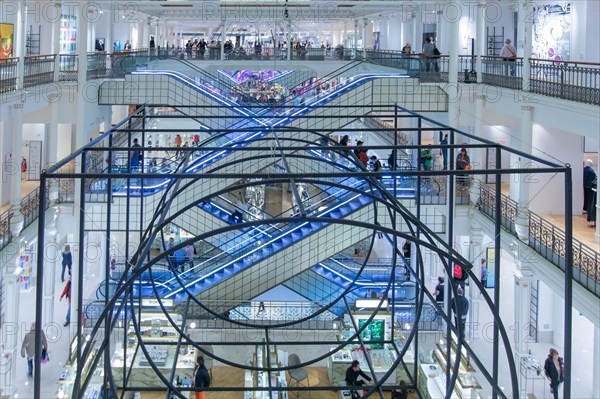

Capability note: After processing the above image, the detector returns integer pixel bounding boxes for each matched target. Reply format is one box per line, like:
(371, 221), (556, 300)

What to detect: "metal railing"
(482, 56), (523, 90)
(2, 50), (599, 104)
(23, 54), (56, 88)
(0, 57), (18, 94)
(478, 185), (600, 296)
(529, 58), (600, 104)
(0, 178), (74, 252)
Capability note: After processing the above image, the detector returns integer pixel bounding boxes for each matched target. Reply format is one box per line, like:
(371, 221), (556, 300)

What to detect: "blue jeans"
(66, 302), (71, 324)
(27, 356), (33, 376)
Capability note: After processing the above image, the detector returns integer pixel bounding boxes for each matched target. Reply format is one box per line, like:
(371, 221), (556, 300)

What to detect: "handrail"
(478, 185), (599, 296)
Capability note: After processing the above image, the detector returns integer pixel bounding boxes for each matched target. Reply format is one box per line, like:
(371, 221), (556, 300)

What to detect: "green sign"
(358, 319), (385, 349)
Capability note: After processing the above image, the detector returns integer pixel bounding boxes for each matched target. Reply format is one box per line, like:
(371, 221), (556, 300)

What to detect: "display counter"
(112, 342), (196, 388)
(418, 363), (482, 399)
(244, 344), (287, 399)
(328, 346), (413, 387)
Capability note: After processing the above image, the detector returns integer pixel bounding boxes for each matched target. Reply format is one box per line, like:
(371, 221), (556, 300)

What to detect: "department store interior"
(0, 1), (598, 399)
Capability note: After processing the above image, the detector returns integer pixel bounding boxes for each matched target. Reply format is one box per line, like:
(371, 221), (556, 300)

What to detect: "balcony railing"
(1, 50), (599, 104)
(478, 185), (600, 297)
(23, 54), (56, 88)
(0, 178), (74, 252)
(529, 58), (600, 104)
(0, 57), (18, 94)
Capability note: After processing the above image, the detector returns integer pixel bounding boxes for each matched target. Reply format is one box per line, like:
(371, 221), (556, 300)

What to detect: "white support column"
(105, 8), (113, 55)
(470, 93), (486, 204)
(52, 2), (62, 82)
(0, 258), (21, 397)
(475, 0), (486, 83)
(16, 0), (26, 90)
(362, 18), (368, 59)
(220, 20), (226, 60)
(353, 19), (359, 59)
(514, 105), (533, 240)
(513, 270), (534, 366)
(446, 1), (460, 128)
(467, 216), (484, 340)
(521, 0), (533, 91)
(70, 3), (89, 333)
(287, 20), (292, 61)
(593, 325), (600, 399)
(9, 104), (24, 238)
(43, 209), (59, 324)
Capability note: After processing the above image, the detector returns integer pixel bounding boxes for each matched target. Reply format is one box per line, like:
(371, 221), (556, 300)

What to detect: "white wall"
(531, 124), (584, 215)
(57, 124), (72, 160)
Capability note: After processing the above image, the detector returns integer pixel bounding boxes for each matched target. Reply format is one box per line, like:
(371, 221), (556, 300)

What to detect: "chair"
(287, 353), (310, 398)
(198, 345), (214, 380)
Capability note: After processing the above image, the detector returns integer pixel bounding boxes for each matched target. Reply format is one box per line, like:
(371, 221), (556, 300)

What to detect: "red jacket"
(60, 280), (71, 303)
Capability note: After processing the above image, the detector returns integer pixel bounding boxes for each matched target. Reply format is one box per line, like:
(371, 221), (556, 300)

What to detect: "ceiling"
(96, 0), (418, 23)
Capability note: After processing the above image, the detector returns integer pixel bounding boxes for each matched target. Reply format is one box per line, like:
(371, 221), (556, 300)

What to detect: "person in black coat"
(451, 286), (469, 339)
(345, 360), (372, 397)
(193, 355), (211, 399)
(391, 380), (409, 399)
(583, 159), (597, 213)
(544, 348), (564, 399)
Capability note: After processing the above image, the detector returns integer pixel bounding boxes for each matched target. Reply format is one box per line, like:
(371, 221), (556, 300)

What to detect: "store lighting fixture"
(189, 322), (197, 328)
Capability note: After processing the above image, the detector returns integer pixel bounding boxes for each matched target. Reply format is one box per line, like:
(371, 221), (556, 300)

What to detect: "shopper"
(420, 146), (434, 171)
(481, 258), (488, 288)
(193, 355), (211, 399)
(455, 148), (470, 170)
(391, 380), (409, 399)
(422, 37), (436, 72)
(544, 348), (564, 399)
(99, 380), (116, 399)
(434, 276), (445, 302)
(401, 42), (412, 55)
(499, 39), (517, 76)
(129, 138), (142, 172)
(583, 159), (596, 213)
(61, 245), (72, 283)
(439, 133), (449, 170)
(354, 141), (369, 166)
(21, 322), (48, 378)
(59, 277), (72, 327)
(451, 286), (469, 339)
(345, 360), (372, 397)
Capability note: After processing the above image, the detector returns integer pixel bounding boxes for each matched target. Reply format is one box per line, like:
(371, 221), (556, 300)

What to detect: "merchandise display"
(244, 344), (288, 399)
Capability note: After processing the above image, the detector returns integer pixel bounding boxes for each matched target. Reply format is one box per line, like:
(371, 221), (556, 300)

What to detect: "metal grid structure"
(34, 104), (573, 399)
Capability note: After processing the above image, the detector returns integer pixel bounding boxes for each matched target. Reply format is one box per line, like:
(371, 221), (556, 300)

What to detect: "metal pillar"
(447, 3), (460, 128)
(43, 209), (59, 324)
(353, 19), (358, 59)
(563, 166), (573, 399)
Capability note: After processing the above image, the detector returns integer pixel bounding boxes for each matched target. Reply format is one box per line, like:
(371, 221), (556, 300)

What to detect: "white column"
(70, 4), (89, 333)
(0, 257), (21, 397)
(105, 8), (113, 54)
(363, 18), (368, 58)
(287, 20), (292, 61)
(521, 0), (533, 91)
(52, 2), (62, 82)
(43, 209), (59, 324)
(9, 104), (24, 238)
(353, 19), (359, 59)
(593, 325), (600, 399)
(446, 2), (460, 128)
(514, 106), (533, 240)
(475, 0), (486, 83)
(470, 93), (486, 204)
(220, 20), (226, 60)
(513, 270), (534, 367)
(16, 0), (26, 90)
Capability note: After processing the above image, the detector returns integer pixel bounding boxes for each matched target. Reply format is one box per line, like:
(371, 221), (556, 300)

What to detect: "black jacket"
(544, 356), (564, 384)
(345, 366), (372, 386)
(451, 295), (469, 319)
(194, 364), (211, 388)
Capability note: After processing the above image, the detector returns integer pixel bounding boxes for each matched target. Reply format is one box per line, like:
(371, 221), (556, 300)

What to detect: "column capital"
(474, 94), (486, 101)
(521, 105), (534, 112)
(13, 103), (24, 110)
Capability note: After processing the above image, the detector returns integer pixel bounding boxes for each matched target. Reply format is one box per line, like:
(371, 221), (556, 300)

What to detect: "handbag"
(40, 349), (50, 364)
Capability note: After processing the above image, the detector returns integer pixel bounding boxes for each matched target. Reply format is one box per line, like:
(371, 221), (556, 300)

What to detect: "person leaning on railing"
(499, 39), (517, 76)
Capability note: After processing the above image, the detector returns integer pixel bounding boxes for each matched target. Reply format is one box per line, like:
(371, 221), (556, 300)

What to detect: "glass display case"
(244, 343), (288, 399)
